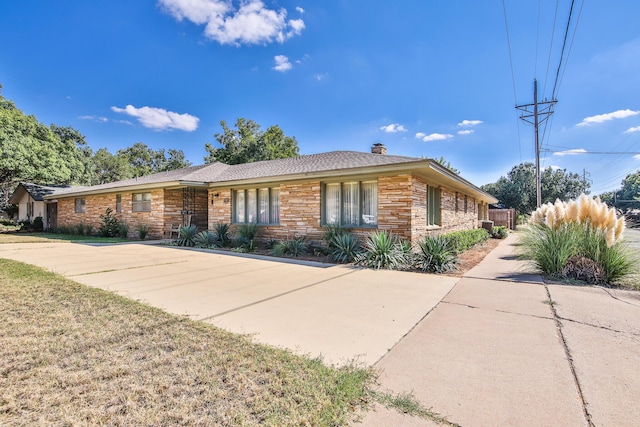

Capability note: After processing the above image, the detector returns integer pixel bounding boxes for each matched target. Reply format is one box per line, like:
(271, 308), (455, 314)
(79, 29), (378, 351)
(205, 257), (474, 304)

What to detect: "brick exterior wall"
(56, 187), (207, 239)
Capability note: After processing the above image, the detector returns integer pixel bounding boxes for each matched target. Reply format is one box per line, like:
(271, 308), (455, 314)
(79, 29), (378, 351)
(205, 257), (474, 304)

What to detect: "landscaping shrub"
(323, 225), (351, 249)
(118, 223), (129, 238)
(443, 228), (489, 253)
(233, 223), (258, 252)
(98, 208), (120, 237)
(175, 225), (197, 247)
(491, 226), (509, 239)
(214, 223), (232, 247)
(355, 231), (410, 270)
(330, 233), (361, 263)
(416, 235), (458, 273)
(32, 217), (44, 232)
(137, 223), (150, 240)
(73, 223), (92, 236)
(272, 237), (309, 257)
(194, 230), (218, 249)
(523, 194), (634, 284)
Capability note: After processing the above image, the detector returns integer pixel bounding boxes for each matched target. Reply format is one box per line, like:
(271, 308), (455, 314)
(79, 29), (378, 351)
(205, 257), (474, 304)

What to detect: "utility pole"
(516, 79), (557, 208)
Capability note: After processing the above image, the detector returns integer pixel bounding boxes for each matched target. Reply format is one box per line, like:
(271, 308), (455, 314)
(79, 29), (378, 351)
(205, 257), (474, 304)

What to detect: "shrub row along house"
(13, 144), (498, 244)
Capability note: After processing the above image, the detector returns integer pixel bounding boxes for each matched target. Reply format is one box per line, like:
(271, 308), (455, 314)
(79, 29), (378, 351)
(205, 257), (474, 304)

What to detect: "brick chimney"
(371, 142), (387, 155)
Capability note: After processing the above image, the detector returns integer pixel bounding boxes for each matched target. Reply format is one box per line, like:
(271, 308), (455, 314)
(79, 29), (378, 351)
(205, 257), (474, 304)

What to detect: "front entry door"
(46, 203), (58, 231)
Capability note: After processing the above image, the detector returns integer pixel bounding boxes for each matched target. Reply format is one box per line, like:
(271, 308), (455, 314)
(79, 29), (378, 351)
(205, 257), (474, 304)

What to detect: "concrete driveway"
(0, 242), (458, 366)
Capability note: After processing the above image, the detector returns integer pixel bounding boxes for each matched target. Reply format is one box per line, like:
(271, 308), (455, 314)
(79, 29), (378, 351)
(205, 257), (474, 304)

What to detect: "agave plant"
(330, 233), (361, 263)
(272, 237), (309, 257)
(355, 230), (410, 270)
(194, 230), (218, 248)
(175, 225), (197, 247)
(417, 235), (458, 273)
(214, 223), (232, 247)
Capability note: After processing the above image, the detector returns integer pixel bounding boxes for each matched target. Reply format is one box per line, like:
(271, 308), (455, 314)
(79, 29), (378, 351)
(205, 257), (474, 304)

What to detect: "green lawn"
(0, 259), (375, 425)
(0, 232), (131, 244)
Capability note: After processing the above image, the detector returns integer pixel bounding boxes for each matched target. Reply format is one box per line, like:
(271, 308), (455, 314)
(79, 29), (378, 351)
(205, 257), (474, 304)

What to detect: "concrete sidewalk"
(359, 233), (640, 426)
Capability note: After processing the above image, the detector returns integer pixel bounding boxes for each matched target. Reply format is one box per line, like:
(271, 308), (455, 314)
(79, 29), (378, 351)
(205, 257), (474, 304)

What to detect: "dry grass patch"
(0, 259), (374, 426)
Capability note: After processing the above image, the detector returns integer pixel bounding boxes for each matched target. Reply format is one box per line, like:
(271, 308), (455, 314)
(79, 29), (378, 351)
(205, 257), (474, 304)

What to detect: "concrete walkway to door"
(0, 241), (458, 367)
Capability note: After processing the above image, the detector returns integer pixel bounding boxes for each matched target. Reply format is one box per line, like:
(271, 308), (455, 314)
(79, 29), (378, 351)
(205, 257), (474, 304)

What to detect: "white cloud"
(624, 126), (640, 133)
(314, 73), (328, 81)
(549, 165), (562, 170)
(415, 132), (453, 142)
(380, 123), (407, 133)
(576, 109), (640, 127)
(457, 119), (483, 127)
(273, 55), (292, 72)
(634, 154), (640, 160)
(296, 6), (304, 13)
(553, 148), (587, 156)
(457, 129), (474, 135)
(111, 105), (199, 131)
(159, 0), (305, 45)
(79, 115), (108, 123)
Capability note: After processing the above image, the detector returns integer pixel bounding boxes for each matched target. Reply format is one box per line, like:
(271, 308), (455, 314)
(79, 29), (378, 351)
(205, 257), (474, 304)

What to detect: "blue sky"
(1, 1), (640, 193)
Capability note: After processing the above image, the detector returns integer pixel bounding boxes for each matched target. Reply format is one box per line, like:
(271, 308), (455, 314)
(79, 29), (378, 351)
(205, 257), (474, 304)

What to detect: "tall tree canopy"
(116, 142), (192, 178)
(482, 162), (590, 215)
(0, 90), (84, 186)
(600, 170), (640, 210)
(204, 118), (299, 165)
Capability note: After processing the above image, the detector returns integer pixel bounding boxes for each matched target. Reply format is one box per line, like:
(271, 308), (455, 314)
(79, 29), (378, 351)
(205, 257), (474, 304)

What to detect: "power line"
(551, 0), (576, 100)
(501, 0), (523, 162)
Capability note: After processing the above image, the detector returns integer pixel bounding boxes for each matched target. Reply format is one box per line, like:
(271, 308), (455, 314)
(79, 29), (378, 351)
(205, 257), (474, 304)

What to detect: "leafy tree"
(204, 118), (299, 165)
(600, 171), (640, 210)
(50, 124), (93, 185)
(90, 148), (132, 185)
(116, 142), (191, 178)
(482, 162), (590, 215)
(158, 148), (192, 172)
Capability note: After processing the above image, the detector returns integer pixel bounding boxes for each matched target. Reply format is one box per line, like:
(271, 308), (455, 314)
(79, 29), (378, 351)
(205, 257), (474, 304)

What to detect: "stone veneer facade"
(208, 173), (482, 246)
(54, 174), (483, 243)
(56, 188), (207, 239)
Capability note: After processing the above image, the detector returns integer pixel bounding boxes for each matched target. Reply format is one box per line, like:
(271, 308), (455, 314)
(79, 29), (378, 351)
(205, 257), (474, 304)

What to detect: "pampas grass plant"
(523, 194), (634, 284)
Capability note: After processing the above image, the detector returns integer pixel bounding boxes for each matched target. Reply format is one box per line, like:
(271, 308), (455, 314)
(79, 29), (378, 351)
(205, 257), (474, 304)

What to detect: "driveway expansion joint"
(199, 269), (360, 321)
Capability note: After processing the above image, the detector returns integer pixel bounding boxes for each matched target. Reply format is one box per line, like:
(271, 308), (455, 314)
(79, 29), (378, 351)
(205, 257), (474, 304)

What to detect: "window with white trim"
(75, 198), (86, 213)
(233, 187), (280, 224)
(322, 180), (378, 227)
(132, 192), (151, 212)
(116, 194), (122, 213)
(427, 186), (441, 226)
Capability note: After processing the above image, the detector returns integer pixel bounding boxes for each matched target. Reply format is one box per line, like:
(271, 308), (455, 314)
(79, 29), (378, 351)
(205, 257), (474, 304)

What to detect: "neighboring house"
(42, 144), (498, 243)
(8, 182), (77, 229)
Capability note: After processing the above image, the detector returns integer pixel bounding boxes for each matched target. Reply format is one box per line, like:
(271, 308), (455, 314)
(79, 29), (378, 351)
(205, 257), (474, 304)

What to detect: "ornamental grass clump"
(523, 194), (634, 284)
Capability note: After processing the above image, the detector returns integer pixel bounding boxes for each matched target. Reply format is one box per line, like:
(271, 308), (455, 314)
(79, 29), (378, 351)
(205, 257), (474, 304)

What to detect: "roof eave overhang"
(207, 160), (499, 204)
(43, 180), (208, 200)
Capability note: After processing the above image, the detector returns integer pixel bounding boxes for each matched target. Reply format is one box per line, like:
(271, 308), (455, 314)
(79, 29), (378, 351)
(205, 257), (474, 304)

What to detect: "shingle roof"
(213, 151), (423, 182)
(50, 164), (219, 196)
(46, 151), (424, 196)
(39, 150), (496, 203)
(19, 183), (76, 200)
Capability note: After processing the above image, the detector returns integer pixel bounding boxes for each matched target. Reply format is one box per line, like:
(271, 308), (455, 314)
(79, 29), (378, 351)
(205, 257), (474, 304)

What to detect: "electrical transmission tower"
(516, 79), (557, 208)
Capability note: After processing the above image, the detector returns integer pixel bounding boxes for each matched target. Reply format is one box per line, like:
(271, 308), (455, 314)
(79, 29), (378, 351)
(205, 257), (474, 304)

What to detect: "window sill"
(426, 225), (441, 230)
